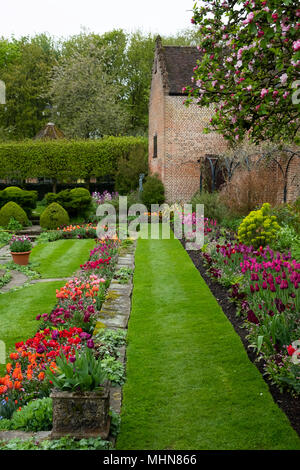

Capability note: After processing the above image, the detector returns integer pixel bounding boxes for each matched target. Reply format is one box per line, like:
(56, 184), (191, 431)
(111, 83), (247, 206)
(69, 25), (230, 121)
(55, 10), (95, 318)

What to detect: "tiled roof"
(156, 38), (202, 95)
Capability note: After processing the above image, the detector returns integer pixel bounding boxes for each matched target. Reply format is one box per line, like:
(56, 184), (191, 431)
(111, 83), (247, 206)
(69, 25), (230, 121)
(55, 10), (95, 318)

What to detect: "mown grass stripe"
(116, 237), (300, 450)
(30, 239), (95, 278)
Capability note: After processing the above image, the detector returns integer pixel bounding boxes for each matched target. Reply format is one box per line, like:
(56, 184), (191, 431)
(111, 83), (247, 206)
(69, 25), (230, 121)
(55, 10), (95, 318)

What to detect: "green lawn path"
(117, 236), (300, 450)
(30, 239), (95, 278)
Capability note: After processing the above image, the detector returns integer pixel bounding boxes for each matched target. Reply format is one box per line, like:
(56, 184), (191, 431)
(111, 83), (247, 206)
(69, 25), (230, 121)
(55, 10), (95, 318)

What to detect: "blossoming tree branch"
(185, 0), (300, 144)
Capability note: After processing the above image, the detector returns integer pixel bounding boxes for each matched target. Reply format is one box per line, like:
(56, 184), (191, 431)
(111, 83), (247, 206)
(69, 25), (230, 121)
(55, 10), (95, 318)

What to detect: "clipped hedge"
(0, 186), (38, 216)
(40, 203), (70, 230)
(0, 137), (148, 181)
(45, 188), (92, 217)
(0, 201), (29, 228)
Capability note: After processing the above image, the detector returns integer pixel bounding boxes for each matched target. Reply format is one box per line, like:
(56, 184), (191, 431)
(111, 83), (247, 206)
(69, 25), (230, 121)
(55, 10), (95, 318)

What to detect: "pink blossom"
(292, 40), (300, 52)
(243, 12), (254, 25)
(260, 88), (269, 98)
(280, 73), (288, 85)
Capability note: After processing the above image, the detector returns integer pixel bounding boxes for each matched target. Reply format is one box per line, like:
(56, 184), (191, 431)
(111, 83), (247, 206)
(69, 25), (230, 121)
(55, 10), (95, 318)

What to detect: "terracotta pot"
(50, 382), (111, 439)
(10, 251), (31, 266)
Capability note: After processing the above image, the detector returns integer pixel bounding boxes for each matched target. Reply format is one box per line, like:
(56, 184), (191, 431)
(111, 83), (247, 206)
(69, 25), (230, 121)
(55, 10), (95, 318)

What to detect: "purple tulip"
(87, 339), (95, 349)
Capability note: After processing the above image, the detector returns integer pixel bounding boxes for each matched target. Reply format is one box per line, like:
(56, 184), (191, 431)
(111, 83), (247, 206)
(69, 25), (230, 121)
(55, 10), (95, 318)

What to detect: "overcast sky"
(0, 0), (194, 39)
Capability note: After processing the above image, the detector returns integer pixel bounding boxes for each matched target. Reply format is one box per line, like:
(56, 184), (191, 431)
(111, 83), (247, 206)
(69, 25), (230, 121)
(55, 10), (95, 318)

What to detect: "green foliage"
(6, 217), (24, 232)
(0, 186), (37, 216)
(48, 43), (129, 138)
(94, 328), (127, 351)
(100, 356), (125, 386)
(46, 188), (92, 217)
(141, 174), (165, 209)
(238, 203), (280, 249)
(0, 137), (148, 182)
(36, 230), (63, 244)
(114, 267), (134, 284)
(0, 201), (29, 228)
(270, 203), (300, 235)
(0, 35), (58, 139)
(115, 145), (148, 194)
(0, 398), (52, 432)
(0, 229), (12, 247)
(190, 191), (228, 222)
(40, 202), (69, 230)
(0, 269), (11, 288)
(109, 409), (121, 437)
(46, 348), (107, 392)
(271, 225), (300, 254)
(220, 216), (244, 232)
(0, 436), (112, 450)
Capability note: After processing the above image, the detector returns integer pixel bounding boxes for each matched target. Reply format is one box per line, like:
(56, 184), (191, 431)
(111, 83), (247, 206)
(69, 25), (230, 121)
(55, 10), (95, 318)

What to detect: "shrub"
(141, 174), (165, 209)
(0, 186), (38, 217)
(0, 201), (29, 228)
(115, 145), (148, 194)
(190, 191), (227, 222)
(40, 202), (69, 230)
(237, 203), (280, 248)
(45, 188), (92, 217)
(219, 167), (282, 216)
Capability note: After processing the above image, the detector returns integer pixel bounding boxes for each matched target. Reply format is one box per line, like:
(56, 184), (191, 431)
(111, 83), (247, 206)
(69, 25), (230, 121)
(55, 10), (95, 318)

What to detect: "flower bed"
(0, 236), (124, 424)
(178, 210), (300, 397)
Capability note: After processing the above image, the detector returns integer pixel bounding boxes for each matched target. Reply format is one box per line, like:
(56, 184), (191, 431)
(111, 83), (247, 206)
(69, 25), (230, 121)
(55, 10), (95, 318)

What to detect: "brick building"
(148, 36), (227, 203)
(148, 37), (299, 204)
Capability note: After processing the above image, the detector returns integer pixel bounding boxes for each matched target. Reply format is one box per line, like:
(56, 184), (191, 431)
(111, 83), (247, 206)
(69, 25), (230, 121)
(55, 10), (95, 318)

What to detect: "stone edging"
(93, 241), (136, 445)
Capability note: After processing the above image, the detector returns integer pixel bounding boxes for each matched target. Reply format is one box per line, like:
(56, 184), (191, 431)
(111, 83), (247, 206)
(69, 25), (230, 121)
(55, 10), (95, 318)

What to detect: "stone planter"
(50, 382), (111, 440)
(10, 251), (31, 266)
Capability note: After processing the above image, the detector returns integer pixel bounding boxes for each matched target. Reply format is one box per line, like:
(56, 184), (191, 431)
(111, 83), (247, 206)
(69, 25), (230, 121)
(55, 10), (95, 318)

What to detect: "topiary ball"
(0, 201), (29, 228)
(40, 202), (69, 230)
(237, 202), (280, 249)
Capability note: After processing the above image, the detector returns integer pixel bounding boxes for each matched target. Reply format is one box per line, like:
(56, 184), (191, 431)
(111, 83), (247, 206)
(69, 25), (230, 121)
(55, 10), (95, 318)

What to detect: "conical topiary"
(0, 201), (29, 228)
(40, 203), (69, 230)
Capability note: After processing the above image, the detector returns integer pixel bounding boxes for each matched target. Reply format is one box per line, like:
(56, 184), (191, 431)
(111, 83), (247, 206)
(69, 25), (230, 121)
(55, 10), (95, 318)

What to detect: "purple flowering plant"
(9, 235), (32, 253)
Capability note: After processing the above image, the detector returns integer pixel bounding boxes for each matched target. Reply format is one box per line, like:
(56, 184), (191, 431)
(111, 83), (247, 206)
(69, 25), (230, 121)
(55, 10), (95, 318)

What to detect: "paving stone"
(109, 386), (122, 414)
(99, 315), (128, 329)
(110, 282), (133, 295)
(0, 270), (28, 293)
(0, 430), (51, 443)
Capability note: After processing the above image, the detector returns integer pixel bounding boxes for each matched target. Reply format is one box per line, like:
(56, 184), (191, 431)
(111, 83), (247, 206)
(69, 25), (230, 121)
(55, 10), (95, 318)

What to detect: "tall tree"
(48, 43), (129, 138)
(0, 35), (58, 139)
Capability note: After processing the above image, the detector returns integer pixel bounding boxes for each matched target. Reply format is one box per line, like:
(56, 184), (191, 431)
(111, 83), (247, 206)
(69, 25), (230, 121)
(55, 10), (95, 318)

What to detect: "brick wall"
(149, 55), (165, 183)
(148, 44), (299, 205)
(149, 85), (227, 202)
